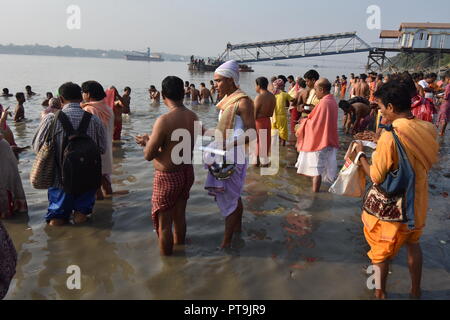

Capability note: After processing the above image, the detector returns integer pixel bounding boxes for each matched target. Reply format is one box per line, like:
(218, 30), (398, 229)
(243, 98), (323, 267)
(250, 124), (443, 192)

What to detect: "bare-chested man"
(184, 81), (191, 100)
(135, 76), (199, 256)
(149, 85), (161, 104)
(339, 98), (372, 134)
(199, 82), (213, 104)
(1, 88), (13, 98)
(254, 77), (276, 166)
(14, 92), (25, 122)
(190, 84), (200, 105)
(354, 74), (370, 99)
(116, 87), (131, 115)
(25, 85), (36, 98)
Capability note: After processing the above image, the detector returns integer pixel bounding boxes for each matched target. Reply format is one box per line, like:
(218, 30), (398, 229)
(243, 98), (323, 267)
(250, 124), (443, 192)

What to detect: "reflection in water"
(36, 200), (134, 299)
(2, 213), (32, 299)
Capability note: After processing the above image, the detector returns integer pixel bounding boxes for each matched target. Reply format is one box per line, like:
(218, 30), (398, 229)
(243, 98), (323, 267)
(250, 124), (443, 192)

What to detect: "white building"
(380, 23), (450, 50)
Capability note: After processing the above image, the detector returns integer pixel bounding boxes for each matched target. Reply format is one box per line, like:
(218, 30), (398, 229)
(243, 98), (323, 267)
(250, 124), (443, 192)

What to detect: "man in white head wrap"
(214, 60), (240, 87)
(204, 60), (256, 249)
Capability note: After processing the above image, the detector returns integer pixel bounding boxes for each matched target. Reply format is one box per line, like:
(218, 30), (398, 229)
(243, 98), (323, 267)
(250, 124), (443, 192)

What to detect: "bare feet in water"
(48, 218), (66, 226)
(73, 212), (88, 224)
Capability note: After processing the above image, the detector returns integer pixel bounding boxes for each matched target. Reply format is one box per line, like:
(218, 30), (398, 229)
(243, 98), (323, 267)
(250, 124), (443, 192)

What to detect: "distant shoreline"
(0, 44), (189, 62)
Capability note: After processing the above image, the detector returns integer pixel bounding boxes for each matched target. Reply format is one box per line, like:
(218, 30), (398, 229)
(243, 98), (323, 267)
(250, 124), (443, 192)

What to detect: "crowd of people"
(0, 60), (449, 299)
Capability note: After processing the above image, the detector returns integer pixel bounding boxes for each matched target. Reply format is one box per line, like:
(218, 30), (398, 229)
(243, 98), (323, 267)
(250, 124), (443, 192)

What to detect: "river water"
(1, 54), (449, 300)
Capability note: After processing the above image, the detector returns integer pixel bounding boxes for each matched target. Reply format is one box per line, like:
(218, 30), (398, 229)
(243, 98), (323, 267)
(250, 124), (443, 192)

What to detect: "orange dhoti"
(255, 117), (271, 165)
(362, 211), (423, 264)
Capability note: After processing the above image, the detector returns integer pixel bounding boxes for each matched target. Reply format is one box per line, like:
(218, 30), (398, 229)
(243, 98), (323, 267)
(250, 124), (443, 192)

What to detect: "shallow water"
(1, 54), (449, 300)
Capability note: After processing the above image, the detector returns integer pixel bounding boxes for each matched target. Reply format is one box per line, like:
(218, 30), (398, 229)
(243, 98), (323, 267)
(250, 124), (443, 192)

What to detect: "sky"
(1, 0), (449, 58)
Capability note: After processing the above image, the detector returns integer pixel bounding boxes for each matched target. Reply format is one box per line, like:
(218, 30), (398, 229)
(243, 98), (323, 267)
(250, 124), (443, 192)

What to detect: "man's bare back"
(200, 88), (212, 103)
(148, 107), (199, 171)
(255, 90), (276, 119)
(355, 82), (370, 99)
(191, 89), (200, 103)
(352, 102), (370, 118)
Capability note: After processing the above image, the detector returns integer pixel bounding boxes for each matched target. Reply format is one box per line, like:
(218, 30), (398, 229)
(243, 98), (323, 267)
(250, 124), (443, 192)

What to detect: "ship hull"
(125, 55), (164, 62)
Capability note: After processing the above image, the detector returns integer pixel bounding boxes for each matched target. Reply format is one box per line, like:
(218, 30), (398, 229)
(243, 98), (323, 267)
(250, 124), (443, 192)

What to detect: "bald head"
(315, 78), (331, 98)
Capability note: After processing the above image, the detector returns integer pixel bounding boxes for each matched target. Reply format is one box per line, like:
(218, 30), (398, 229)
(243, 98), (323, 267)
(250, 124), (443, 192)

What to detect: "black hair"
(190, 84), (195, 88)
(124, 86), (131, 93)
(287, 75), (294, 81)
(348, 96), (370, 105)
(185, 81), (190, 86)
(58, 82), (82, 101)
(390, 72), (417, 98)
(150, 85), (156, 90)
(429, 72), (437, 79)
(2, 88), (9, 94)
(15, 92), (25, 100)
(25, 85), (31, 90)
(278, 75), (288, 83)
(377, 74), (383, 80)
(81, 81), (106, 101)
(46, 92), (53, 98)
(360, 74), (368, 81)
(210, 80), (214, 85)
(161, 76), (184, 102)
(304, 70), (319, 81)
(255, 77), (269, 90)
(338, 100), (351, 112)
(299, 79), (307, 88)
(374, 80), (411, 113)
(200, 82), (205, 87)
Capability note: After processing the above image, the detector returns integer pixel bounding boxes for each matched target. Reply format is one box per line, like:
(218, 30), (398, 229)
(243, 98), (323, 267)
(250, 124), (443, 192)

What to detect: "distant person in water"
(135, 76), (199, 256)
(184, 81), (191, 99)
(200, 82), (213, 104)
(14, 92), (25, 122)
(117, 87), (131, 115)
(41, 97), (62, 119)
(209, 80), (217, 102)
(254, 77), (275, 166)
(149, 85), (161, 104)
(41, 92), (54, 107)
(1, 88), (13, 98)
(82, 81), (114, 199)
(25, 85), (36, 97)
(111, 87), (124, 141)
(190, 84), (200, 105)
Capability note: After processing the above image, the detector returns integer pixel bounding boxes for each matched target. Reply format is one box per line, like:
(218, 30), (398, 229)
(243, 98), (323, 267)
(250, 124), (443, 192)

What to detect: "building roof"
(380, 30), (401, 38)
(399, 23), (450, 30)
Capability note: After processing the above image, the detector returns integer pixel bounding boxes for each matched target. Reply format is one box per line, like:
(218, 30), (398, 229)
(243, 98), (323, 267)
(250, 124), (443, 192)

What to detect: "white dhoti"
(295, 146), (337, 184)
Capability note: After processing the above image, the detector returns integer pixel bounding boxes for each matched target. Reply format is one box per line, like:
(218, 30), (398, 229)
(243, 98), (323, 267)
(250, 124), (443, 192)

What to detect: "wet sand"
(1, 55), (449, 299)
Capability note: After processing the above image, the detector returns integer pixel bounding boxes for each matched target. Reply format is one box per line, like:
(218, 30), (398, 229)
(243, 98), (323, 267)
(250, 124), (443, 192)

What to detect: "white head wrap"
(215, 60), (240, 87)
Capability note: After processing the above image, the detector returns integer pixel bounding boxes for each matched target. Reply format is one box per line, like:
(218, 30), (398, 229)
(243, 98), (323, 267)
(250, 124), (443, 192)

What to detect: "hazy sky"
(1, 0), (449, 57)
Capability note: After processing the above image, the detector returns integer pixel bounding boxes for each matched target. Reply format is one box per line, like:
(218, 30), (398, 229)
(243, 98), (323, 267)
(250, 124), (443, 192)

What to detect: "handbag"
(30, 111), (59, 189)
(329, 142), (366, 197)
(362, 125), (416, 228)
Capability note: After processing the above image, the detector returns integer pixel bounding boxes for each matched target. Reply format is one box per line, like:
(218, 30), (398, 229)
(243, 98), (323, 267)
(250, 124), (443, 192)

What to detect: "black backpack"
(58, 111), (102, 195)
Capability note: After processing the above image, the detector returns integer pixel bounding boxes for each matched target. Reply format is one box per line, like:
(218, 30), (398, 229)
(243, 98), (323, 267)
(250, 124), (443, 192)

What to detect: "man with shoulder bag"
(32, 82), (106, 226)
